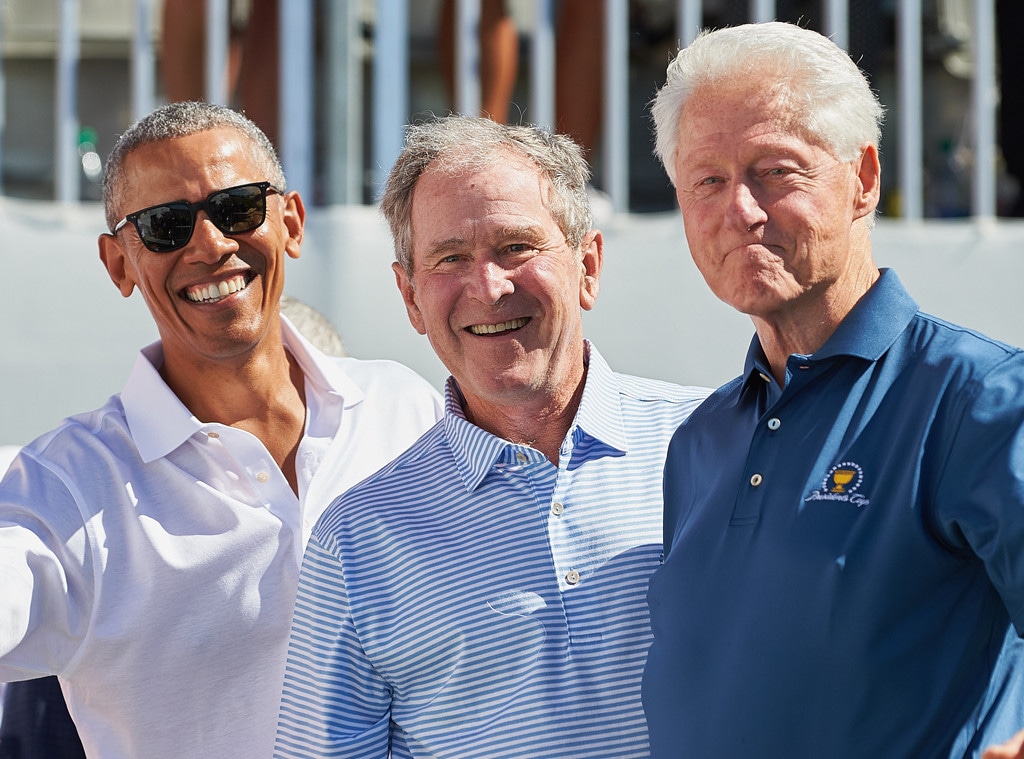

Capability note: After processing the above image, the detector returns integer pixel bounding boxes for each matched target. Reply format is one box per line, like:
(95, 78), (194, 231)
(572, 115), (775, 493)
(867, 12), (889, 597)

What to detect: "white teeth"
(185, 274), (248, 303)
(468, 318), (528, 335)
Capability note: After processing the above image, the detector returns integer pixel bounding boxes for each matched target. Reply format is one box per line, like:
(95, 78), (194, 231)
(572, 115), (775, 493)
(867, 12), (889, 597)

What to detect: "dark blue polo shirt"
(643, 269), (1024, 758)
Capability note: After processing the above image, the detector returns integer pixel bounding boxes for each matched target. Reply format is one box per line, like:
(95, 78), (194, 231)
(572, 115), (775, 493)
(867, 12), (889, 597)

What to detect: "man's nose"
(181, 213), (237, 262)
(728, 181), (769, 232)
(467, 259), (515, 305)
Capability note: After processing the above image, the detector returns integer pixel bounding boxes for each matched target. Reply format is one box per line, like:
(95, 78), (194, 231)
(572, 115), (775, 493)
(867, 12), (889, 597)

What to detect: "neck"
(753, 260), (879, 385)
(162, 342), (307, 495)
(459, 370), (587, 466)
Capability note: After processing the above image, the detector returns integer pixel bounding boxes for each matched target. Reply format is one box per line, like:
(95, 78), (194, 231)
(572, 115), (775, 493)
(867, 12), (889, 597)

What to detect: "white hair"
(652, 22), (884, 186)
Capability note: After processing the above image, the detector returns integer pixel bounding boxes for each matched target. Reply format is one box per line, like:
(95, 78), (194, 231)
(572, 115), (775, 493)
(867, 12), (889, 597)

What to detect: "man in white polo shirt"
(0, 101), (441, 759)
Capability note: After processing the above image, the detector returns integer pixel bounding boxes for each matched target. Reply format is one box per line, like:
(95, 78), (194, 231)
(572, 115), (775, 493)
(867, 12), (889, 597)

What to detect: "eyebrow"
(423, 224), (545, 259)
(423, 236), (468, 260)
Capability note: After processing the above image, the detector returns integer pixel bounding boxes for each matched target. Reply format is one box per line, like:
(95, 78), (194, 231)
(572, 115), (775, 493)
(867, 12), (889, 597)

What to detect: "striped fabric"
(275, 344), (709, 758)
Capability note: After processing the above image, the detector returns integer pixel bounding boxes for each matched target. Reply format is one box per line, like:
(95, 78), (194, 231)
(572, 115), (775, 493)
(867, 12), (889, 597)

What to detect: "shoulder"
(909, 312), (1022, 368)
(314, 422), (451, 534)
(901, 313), (1024, 406)
(684, 376), (744, 417)
(613, 372), (713, 402)
(0, 396), (134, 522)
(16, 395), (134, 468)
(612, 373), (713, 417)
(330, 356), (438, 392)
(327, 356), (442, 412)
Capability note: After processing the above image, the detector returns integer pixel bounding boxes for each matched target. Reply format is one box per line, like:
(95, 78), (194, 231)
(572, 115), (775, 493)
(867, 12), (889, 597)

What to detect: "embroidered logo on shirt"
(804, 461), (871, 507)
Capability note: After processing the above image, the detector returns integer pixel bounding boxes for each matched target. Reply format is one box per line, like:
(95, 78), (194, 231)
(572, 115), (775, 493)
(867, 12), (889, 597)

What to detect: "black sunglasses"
(112, 181), (283, 253)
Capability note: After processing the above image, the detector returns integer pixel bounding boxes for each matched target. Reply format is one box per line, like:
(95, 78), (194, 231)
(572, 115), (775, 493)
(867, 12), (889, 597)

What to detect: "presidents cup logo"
(804, 461), (871, 507)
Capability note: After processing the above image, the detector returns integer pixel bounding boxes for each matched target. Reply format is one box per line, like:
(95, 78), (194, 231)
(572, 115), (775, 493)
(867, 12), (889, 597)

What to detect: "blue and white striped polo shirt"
(274, 343), (709, 758)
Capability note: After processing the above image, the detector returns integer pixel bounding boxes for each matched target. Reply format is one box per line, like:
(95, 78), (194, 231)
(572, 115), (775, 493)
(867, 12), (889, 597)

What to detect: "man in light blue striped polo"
(273, 116), (710, 758)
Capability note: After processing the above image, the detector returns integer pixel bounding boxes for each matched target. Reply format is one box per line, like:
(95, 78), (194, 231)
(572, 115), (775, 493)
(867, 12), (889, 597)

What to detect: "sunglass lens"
(136, 206), (194, 252)
(209, 185), (266, 233)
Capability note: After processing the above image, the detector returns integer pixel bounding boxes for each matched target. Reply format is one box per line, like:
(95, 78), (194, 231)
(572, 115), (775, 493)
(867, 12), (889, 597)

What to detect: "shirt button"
(758, 372), (772, 383)
(551, 502), (564, 516)
(565, 570), (580, 585)
(750, 473), (763, 487)
(206, 431), (220, 439)
(256, 471), (270, 483)
(767, 417), (781, 431)
(515, 452), (528, 463)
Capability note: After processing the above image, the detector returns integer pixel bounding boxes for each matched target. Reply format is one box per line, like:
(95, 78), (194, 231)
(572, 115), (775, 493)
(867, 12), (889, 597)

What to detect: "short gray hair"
(102, 101), (285, 231)
(652, 22), (884, 186)
(380, 115), (593, 276)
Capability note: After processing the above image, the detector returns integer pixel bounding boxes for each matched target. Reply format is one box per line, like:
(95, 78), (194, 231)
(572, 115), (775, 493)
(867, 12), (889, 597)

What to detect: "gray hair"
(380, 115), (593, 276)
(102, 101), (285, 231)
(652, 22), (884, 186)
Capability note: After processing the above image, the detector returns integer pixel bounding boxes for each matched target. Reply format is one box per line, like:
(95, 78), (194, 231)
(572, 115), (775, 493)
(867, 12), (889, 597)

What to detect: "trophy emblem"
(830, 469), (856, 493)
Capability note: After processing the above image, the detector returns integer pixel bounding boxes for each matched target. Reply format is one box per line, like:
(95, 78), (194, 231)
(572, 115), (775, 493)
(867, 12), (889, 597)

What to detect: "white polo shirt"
(0, 318), (442, 758)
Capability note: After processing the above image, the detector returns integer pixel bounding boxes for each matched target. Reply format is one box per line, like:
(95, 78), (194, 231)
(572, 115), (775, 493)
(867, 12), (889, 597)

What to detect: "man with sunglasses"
(0, 101), (442, 759)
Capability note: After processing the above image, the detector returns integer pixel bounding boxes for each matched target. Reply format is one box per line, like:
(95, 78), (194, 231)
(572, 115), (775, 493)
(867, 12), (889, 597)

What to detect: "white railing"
(1, 0), (1005, 220)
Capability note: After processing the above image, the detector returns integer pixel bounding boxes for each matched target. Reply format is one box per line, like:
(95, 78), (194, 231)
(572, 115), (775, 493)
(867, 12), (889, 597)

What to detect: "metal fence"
(0, 0), (1010, 220)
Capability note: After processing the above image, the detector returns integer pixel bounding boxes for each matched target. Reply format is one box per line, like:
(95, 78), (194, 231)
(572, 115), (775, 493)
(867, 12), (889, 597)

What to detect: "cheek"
(683, 220), (719, 272)
(414, 285), (458, 328)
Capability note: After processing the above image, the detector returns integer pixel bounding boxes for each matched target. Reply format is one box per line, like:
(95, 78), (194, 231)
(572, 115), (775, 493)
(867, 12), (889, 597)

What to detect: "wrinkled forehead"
(410, 158), (559, 243)
(680, 77), (831, 157)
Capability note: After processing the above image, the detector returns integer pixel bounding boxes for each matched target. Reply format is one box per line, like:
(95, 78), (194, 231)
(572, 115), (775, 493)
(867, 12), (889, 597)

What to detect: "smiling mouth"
(467, 317), (529, 335)
(183, 273), (254, 304)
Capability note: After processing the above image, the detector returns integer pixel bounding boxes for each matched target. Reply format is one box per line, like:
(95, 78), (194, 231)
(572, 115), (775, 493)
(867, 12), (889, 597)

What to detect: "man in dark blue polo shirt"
(642, 21), (1024, 759)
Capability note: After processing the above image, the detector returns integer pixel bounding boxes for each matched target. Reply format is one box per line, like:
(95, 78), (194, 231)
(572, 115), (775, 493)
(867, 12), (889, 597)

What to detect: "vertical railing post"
(0, 5), (6, 195)
(372, 0), (409, 196)
(205, 0), (229, 105)
(971, 0), (997, 220)
(751, 0), (775, 23)
(56, 0), (80, 203)
(530, 0), (555, 130)
(677, 0), (702, 48)
(454, 0), (481, 117)
(604, 0), (629, 213)
(280, 0), (314, 201)
(897, 0), (923, 220)
(131, 0), (155, 122)
(824, 0), (849, 51)
(325, 0), (364, 204)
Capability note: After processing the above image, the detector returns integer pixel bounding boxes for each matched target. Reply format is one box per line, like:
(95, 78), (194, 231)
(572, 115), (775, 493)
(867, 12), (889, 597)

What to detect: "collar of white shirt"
(121, 316), (365, 463)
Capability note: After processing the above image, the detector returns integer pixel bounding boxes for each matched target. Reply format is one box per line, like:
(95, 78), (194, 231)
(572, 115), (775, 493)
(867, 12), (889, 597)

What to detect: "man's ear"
(282, 190), (305, 260)
(98, 233), (137, 298)
(579, 229), (603, 311)
(853, 143), (881, 221)
(392, 261), (427, 335)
